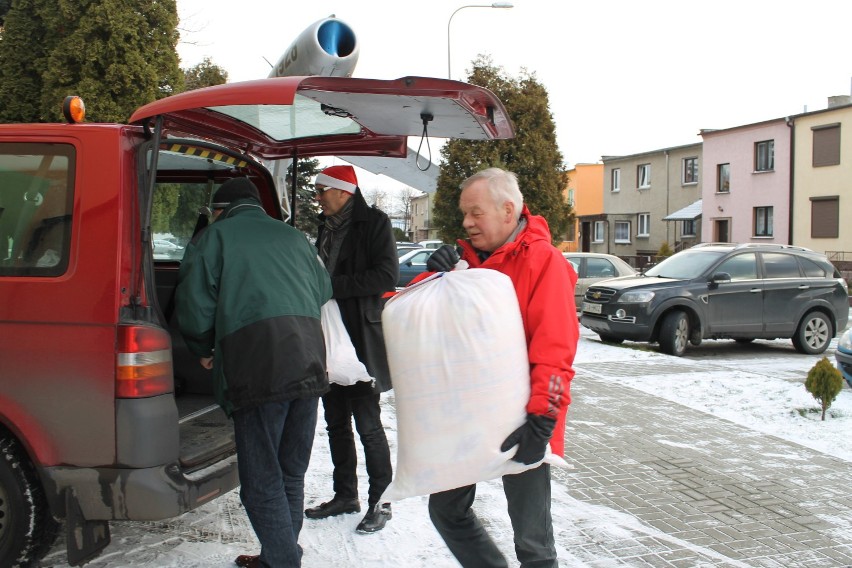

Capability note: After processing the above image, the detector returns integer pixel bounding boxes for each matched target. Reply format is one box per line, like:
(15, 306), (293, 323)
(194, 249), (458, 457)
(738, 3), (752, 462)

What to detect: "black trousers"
(321, 388), (392, 506)
(428, 464), (556, 568)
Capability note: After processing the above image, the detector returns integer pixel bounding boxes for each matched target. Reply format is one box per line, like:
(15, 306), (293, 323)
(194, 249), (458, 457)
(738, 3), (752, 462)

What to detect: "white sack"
(381, 268), (565, 502)
(321, 299), (374, 387)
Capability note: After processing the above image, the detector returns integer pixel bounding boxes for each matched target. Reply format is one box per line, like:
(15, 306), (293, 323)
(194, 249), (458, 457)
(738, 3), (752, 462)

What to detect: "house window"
(681, 219), (696, 237)
(813, 124), (840, 167)
(810, 196), (839, 238)
(754, 206), (773, 237)
(717, 163), (730, 193)
(755, 140), (774, 171)
(593, 221), (605, 242)
(611, 168), (620, 192)
(683, 157), (698, 183)
(637, 213), (650, 237)
(567, 189), (575, 206)
(614, 221), (631, 243)
(637, 164), (650, 189)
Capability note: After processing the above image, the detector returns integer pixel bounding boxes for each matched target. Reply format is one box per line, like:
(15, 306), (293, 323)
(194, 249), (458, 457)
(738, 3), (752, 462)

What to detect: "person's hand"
(500, 414), (556, 465)
(426, 245), (460, 273)
(200, 356), (213, 370)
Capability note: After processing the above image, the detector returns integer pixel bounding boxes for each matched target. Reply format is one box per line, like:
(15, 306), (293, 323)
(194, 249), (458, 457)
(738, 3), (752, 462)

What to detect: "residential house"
(789, 97), (852, 255)
(410, 192), (439, 242)
(598, 144), (702, 266)
(699, 118), (791, 244)
(561, 163), (603, 252)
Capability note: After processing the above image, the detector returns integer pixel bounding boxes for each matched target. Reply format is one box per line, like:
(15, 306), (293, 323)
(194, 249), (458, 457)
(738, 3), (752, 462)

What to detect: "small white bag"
(380, 267), (565, 502)
(321, 299), (374, 387)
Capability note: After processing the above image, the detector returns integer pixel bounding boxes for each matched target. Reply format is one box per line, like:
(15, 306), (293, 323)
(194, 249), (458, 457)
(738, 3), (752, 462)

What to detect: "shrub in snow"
(805, 357), (843, 421)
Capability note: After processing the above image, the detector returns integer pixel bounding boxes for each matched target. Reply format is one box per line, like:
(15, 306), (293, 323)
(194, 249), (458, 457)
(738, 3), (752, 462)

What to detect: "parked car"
(153, 239), (184, 258)
(398, 248), (435, 287)
(835, 329), (852, 389)
(396, 242), (423, 257)
(564, 252), (636, 311)
(418, 239), (444, 249)
(580, 243), (849, 356)
(0, 75), (513, 566)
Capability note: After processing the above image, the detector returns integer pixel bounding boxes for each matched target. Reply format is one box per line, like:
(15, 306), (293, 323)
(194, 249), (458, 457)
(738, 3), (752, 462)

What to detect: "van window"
(151, 181), (215, 259)
(0, 143), (75, 276)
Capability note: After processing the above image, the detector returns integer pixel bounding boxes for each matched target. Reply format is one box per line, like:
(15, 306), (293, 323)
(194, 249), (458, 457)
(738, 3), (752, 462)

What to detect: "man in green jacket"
(176, 177), (332, 568)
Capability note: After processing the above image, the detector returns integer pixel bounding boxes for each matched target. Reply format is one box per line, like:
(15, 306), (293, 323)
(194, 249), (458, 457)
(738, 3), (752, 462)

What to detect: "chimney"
(828, 95), (852, 108)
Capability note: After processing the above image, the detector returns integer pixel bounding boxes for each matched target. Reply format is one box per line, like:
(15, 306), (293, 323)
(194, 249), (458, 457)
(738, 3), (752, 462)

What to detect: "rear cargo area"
(155, 262), (235, 471)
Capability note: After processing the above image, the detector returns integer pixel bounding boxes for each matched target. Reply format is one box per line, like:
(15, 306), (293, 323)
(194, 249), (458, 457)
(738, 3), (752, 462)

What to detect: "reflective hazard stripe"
(164, 144), (248, 168)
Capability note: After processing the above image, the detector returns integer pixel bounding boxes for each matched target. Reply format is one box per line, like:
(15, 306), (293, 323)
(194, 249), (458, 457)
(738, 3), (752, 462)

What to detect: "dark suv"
(580, 243), (849, 356)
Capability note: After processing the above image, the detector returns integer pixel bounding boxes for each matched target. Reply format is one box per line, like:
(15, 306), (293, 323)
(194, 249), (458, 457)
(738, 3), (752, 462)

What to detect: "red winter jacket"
(456, 206), (579, 456)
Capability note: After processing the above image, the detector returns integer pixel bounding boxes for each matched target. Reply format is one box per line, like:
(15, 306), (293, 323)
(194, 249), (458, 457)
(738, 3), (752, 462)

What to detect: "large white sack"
(321, 299), (374, 387)
(381, 267), (565, 502)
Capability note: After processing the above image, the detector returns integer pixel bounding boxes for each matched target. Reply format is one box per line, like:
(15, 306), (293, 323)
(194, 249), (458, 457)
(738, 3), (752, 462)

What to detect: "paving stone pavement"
(558, 364), (852, 567)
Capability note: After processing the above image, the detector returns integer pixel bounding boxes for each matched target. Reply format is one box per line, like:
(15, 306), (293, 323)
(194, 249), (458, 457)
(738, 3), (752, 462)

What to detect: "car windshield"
(644, 250), (726, 279)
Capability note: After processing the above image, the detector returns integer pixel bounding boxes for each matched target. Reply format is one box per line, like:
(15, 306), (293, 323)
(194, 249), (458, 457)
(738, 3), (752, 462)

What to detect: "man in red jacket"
(425, 167), (579, 568)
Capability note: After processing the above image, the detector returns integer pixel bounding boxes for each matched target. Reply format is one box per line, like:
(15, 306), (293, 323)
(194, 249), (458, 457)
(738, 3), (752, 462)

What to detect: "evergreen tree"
(287, 158), (323, 237)
(0, 0), (12, 27)
(0, 0), (47, 122)
(432, 56), (573, 245)
(0, 0), (183, 123)
(183, 57), (228, 91)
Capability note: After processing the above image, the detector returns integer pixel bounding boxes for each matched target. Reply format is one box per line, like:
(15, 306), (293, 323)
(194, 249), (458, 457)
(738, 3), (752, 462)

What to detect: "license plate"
(583, 302), (602, 314)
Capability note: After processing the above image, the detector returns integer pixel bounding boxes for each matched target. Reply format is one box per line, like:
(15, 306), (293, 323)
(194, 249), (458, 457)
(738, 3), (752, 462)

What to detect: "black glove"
(426, 245), (460, 273)
(500, 414), (556, 465)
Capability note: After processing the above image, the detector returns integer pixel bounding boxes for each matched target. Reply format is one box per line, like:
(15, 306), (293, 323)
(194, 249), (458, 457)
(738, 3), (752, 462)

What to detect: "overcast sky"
(175, 0), (852, 178)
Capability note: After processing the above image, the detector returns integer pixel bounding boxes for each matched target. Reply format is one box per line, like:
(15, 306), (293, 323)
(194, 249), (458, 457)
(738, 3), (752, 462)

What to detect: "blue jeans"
(428, 464), (556, 568)
(232, 397), (319, 568)
(322, 388), (392, 506)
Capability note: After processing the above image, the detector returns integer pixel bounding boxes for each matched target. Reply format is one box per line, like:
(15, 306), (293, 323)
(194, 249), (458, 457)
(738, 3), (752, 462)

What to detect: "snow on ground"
(43, 327), (852, 567)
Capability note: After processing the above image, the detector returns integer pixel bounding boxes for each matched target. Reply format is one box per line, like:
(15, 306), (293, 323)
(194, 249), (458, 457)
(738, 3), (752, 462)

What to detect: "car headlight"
(619, 290), (655, 303)
(839, 330), (852, 351)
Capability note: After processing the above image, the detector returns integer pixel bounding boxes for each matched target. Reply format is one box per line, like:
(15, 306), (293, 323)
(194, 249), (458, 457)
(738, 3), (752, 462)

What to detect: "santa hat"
(315, 165), (358, 194)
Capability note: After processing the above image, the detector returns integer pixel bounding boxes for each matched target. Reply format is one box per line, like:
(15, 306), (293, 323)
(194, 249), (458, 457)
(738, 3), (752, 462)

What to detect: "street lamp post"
(447, 2), (513, 79)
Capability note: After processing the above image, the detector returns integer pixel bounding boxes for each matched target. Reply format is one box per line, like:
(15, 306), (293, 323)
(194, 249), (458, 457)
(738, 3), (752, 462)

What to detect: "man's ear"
(503, 200), (516, 222)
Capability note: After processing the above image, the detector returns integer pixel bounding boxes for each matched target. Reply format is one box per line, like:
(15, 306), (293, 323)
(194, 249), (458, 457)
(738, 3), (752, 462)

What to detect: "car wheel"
(659, 311), (689, 356)
(598, 334), (624, 345)
(0, 435), (59, 567)
(792, 311), (832, 354)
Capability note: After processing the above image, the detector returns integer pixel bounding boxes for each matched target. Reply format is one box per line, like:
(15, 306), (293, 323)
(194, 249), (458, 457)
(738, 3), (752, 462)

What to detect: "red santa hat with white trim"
(315, 165), (359, 194)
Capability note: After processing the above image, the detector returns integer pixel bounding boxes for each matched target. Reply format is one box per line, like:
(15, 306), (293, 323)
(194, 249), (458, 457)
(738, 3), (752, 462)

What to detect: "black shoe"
(234, 554), (260, 568)
(356, 502), (392, 533)
(305, 496), (361, 519)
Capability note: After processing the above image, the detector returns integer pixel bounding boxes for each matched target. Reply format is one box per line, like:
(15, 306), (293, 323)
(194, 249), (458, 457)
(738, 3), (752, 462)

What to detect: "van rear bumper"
(40, 452), (239, 521)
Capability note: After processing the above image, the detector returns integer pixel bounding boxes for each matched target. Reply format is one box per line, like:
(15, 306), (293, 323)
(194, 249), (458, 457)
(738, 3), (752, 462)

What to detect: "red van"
(0, 76), (513, 566)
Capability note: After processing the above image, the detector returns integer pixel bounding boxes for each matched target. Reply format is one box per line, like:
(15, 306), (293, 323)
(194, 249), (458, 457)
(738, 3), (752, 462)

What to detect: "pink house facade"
(700, 119), (791, 244)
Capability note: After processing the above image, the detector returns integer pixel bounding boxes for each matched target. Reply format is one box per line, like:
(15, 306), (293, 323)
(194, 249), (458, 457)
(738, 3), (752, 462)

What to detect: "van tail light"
(116, 325), (174, 398)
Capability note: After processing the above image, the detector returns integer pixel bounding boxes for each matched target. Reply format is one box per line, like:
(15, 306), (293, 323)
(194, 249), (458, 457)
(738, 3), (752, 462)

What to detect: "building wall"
(561, 163), (603, 252)
(600, 143), (702, 258)
(791, 104), (852, 254)
(410, 193), (438, 242)
(701, 119), (791, 244)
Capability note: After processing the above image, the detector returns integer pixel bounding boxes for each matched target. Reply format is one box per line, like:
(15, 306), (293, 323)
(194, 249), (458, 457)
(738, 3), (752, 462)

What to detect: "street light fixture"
(447, 2), (514, 79)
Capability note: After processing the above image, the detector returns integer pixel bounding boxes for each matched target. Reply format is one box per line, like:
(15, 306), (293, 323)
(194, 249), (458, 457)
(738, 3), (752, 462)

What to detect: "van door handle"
(798, 285), (810, 290)
(750, 288), (761, 293)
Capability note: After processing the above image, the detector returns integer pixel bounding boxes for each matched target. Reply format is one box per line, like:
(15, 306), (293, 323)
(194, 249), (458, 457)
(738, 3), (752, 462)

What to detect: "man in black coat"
(305, 165), (398, 533)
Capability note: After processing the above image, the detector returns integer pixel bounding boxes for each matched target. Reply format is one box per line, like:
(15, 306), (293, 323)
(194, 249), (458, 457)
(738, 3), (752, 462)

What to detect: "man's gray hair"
(461, 167), (523, 221)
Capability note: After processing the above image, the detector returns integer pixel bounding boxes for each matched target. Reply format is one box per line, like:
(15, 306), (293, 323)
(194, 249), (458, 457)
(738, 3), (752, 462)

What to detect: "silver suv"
(580, 243), (849, 356)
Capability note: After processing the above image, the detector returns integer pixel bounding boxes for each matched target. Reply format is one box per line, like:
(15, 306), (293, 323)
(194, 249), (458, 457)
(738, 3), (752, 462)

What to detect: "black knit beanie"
(211, 178), (260, 209)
